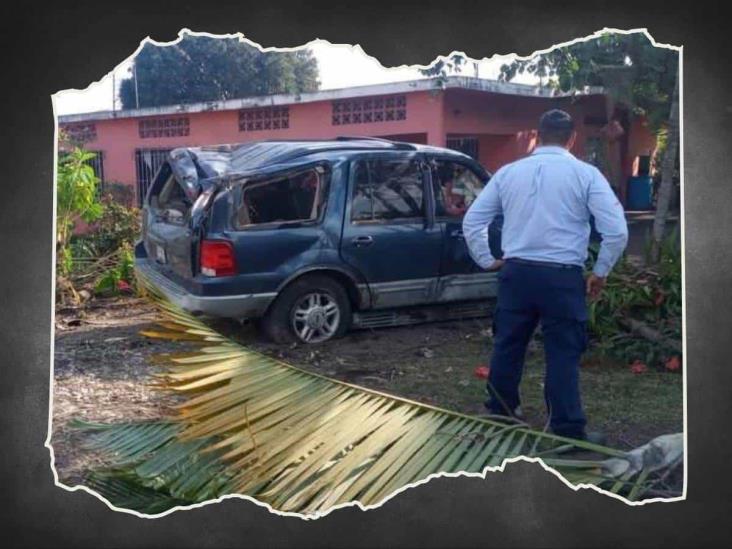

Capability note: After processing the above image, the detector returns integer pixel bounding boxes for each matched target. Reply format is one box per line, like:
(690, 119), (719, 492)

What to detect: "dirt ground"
(52, 298), (189, 484)
(51, 296), (684, 486)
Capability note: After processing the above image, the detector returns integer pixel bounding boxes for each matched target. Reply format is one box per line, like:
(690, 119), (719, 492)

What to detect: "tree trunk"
(618, 318), (682, 353)
(650, 67), (680, 262)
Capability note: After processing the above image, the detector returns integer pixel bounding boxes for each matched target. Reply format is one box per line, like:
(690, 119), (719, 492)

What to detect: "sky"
(53, 39), (539, 116)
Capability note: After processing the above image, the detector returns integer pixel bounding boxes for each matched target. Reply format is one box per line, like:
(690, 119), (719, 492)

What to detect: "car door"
(340, 152), (443, 309)
(429, 156), (503, 302)
(143, 165), (199, 280)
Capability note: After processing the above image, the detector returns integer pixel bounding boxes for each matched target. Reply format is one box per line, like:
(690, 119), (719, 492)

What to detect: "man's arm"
(462, 175), (502, 269)
(587, 167), (629, 278)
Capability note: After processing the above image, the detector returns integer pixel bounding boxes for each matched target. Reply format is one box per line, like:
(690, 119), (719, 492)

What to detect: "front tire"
(261, 275), (352, 344)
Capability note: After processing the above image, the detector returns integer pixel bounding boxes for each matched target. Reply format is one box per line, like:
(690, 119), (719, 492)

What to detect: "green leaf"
(73, 282), (671, 515)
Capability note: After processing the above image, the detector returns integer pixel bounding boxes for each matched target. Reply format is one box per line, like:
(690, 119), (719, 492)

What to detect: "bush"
(56, 148), (104, 276)
(94, 242), (135, 296)
(85, 197), (141, 257)
(101, 181), (136, 208)
(59, 198), (141, 302)
(586, 234), (682, 368)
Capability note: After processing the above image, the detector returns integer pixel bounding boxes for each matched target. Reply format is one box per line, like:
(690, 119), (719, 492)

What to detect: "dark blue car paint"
(136, 140), (503, 320)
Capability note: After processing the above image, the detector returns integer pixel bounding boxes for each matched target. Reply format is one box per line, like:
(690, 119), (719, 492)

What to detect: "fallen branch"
(618, 318), (682, 353)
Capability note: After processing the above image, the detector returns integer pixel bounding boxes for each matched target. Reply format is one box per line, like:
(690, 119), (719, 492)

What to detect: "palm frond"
(75, 279), (666, 516)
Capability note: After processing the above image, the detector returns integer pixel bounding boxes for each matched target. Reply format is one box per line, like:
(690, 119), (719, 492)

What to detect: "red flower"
(665, 355), (682, 371)
(117, 280), (131, 292)
(474, 365), (491, 379)
(630, 360), (648, 374)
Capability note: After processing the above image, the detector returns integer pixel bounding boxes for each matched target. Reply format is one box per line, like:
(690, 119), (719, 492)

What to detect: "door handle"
(351, 235), (374, 247)
(450, 229), (464, 239)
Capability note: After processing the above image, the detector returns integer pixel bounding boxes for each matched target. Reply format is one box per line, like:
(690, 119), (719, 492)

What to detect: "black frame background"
(3, 1), (731, 547)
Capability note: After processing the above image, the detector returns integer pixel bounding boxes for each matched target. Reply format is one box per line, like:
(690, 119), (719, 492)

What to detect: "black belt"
(505, 258), (582, 270)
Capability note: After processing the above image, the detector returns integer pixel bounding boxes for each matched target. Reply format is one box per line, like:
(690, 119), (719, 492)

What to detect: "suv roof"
(170, 138), (474, 180)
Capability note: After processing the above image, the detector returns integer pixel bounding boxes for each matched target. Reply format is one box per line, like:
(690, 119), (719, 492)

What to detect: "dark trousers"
(486, 260), (588, 438)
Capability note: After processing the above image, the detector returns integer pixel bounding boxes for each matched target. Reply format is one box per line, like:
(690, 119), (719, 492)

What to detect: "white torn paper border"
(47, 27), (686, 519)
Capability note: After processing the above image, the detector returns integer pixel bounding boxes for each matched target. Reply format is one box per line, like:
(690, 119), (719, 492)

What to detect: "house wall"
(62, 86), (653, 208)
(73, 90), (445, 203)
(476, 135), (520, 172)
(441, 90), (617, 170)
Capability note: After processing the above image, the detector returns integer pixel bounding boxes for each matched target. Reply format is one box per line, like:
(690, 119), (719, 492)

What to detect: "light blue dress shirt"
(463, 145), (628, 277)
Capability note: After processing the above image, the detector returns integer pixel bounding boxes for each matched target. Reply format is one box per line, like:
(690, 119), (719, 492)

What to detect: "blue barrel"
(626, 175), (653, 210)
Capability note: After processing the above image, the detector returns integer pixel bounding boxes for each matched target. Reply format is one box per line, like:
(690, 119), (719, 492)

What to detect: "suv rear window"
(151, 172), (193, 224)
(236, 167), (326, 227)
(351, 158), (424, 222)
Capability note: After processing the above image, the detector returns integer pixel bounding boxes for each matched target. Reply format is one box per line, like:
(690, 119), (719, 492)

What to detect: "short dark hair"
(538, 109), (575, 145)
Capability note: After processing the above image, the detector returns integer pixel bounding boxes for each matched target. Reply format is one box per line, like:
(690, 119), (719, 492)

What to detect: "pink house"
(58, 76), (657, 207)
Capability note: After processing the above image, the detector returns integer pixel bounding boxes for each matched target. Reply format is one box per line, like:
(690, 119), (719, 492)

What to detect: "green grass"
(247, 318), (684, 452)
(384, 334), (683, 450)
(522, 357), (683, 445)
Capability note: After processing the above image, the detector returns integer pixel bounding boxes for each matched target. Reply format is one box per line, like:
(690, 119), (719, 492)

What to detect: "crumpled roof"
(169, 139), (430, 180)
(165, 138), (474, 200)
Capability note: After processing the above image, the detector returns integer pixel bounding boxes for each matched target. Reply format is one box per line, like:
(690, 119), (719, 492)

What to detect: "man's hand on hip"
(586, 273), (606, 300)
(487, 259), (505, 271)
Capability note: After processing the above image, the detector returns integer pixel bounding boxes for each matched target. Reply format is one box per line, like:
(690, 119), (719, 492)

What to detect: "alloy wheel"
(291, 292), (341, 343)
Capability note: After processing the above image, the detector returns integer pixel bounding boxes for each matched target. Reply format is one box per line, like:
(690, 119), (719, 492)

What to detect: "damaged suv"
(135, 138), (502, 343)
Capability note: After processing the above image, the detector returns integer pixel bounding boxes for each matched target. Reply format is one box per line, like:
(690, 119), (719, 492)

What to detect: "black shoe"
(566, 431), (606, 446)
(547, 431), (607, 456)
(481, 405), (526, 423)
(584, 431), (607, 445)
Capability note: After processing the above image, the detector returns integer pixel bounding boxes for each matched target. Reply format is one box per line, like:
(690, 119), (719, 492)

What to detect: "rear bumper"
(134, 257), (276, 319)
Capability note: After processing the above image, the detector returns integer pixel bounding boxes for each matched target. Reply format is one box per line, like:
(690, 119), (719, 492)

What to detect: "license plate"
(156, 245), (166, 264)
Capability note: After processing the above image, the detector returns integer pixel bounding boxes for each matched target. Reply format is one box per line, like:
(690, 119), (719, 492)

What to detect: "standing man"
(462, 109), (628, 442)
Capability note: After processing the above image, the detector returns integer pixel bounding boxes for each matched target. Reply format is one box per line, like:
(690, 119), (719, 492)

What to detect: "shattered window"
(153, 174), (192, 224)
(431, 160), (485, 218)
(236, 168), (326, 227)
(135, 149), (173, 206)
(351, 158), (424, 222)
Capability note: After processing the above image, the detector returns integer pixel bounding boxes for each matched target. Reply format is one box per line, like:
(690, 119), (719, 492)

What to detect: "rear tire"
(261, 275), (352, 344)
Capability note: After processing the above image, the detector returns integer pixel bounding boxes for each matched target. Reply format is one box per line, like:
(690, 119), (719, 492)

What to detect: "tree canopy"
(498, 32), (678, 132)
(119, 35), (320, 109)
(419, 54), (471, 78)
(499, 31), (680, 259)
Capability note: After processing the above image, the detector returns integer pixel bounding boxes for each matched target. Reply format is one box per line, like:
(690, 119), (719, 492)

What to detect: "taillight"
(200, 240), (237, 277)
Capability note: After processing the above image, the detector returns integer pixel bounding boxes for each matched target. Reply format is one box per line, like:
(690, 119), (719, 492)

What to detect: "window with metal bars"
(58, 150), (105, 194)
(332, 95), (407, 126)
(87, 151), (105, 194)
(238, 106), (290, 132)
(138, 117), (190, 138)
(135, 149), (172, 206)
(446, 137), (479, 160)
